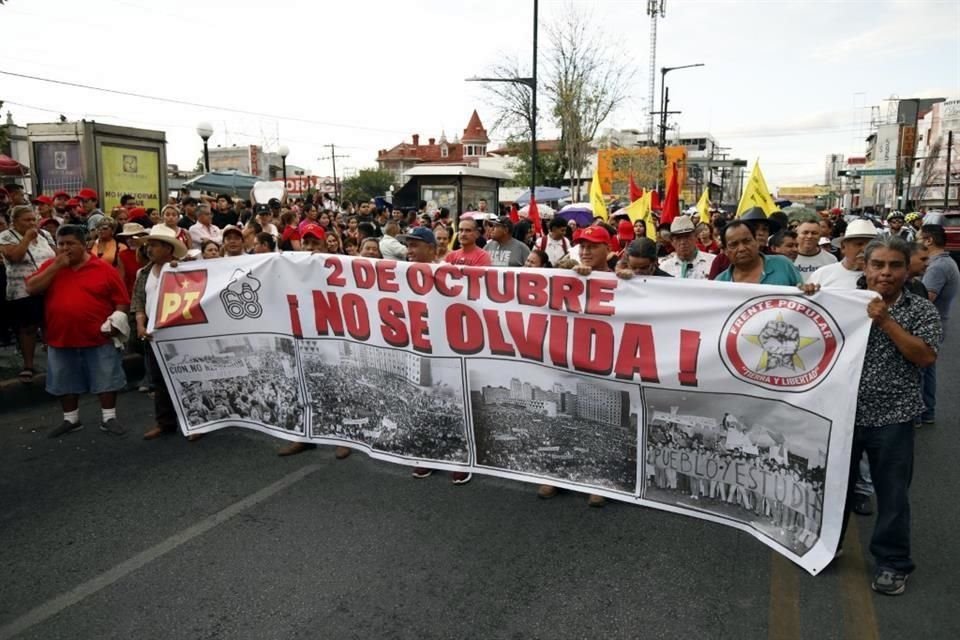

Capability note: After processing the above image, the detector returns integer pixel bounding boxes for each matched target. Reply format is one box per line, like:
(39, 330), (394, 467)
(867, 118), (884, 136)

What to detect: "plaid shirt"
(855, 291), (942, 427)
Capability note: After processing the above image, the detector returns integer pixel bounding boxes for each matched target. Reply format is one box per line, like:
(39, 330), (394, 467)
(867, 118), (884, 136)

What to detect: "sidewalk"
(0, 344), (144, 412)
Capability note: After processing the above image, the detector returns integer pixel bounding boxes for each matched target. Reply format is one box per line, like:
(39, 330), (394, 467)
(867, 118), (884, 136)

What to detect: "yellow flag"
(697, 188), (711, 224)
(589, 167), (608, 220)
(736, 160), (777, 216)
(623, 192), (658, 241)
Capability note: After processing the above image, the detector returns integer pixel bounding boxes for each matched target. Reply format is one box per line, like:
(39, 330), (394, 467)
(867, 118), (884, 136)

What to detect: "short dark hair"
(769, 230), (798, 249)
(245, 220), (262, 234)
(255, 232), (276, 251)
(181, 196), (197, 206)
(549, 218), (567, 231)
(720, 220), (755, 248)
(56, 224), (88, 243)
(921, 224), (946, 248)
(357, 222), (377, 239)
(864, 236), (912, 264)
(625, 238), (658, 261)
(120, 194), (134, 205)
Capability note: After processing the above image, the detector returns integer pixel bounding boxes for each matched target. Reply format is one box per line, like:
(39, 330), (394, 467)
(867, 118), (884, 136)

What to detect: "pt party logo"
(720, 296), (842, 392)
(156, 270), (209, 329)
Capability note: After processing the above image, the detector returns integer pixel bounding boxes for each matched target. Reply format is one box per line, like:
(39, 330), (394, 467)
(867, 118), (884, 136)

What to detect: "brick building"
(377, 110), (491, 184)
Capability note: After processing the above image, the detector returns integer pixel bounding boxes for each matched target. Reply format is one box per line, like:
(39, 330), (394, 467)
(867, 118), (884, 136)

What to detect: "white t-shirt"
(808, 261), (861, 290)
(794, 250), (837, 282)
(145, 267), (161, 321)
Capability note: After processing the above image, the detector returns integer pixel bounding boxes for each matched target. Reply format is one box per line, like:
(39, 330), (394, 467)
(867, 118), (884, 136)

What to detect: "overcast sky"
(2, 0), (957, 189)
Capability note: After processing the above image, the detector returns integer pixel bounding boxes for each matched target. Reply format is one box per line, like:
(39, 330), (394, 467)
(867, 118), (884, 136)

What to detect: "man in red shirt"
(443, 218), (492, 267)
(26, 224), (131, 438)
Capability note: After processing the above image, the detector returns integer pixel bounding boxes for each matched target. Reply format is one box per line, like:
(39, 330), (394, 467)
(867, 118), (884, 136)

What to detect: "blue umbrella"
(182, 170), (261, 197)
(515, 186), (571, 205)
(557, 203), (595, 227)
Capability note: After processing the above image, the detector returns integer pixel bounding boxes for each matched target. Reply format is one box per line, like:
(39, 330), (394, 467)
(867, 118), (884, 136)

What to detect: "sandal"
(18, 368), (34, 383)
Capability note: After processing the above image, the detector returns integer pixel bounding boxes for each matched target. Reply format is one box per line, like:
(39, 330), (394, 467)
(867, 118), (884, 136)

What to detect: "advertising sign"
(34, 141), (83, 195)
(101, 145), (161, 211)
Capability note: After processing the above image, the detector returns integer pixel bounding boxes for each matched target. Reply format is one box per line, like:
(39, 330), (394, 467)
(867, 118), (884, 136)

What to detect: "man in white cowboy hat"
(660, 215), (715, 279)
(808, 218), (879, 289)
(130, 225), (192, 441)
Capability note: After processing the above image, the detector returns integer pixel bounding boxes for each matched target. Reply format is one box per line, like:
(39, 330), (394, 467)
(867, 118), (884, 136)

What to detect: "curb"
(0, 353), (144, 413)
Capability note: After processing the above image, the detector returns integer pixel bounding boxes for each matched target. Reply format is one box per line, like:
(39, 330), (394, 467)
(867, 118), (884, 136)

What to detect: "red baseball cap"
(301, 223), (326, 241)
(66, 198), (80, 207)
(39, 217), (59, 228)
(578, 225), (612, 245)
(77, 188), (98, 201)
(52, 190), (70, 200)
(32, 195), (53, 206)
(129, 207), (147, 219)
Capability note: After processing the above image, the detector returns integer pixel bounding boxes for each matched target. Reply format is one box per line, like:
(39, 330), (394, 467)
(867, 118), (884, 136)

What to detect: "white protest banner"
(149, 253), (874, 575)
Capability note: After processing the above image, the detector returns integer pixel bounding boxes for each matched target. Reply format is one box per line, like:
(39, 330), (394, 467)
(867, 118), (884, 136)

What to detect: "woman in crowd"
(0, 205), (56, 381)
(92, 217), (127, 281)
(524, 249), (552, 269)
(342, 236), (359, 256)
(201, 240), (221, 259)
(161, 205), (191, 249)
(147, 208), (161, 226)
(696, 223), (720, 254)
(111, 207), (130, 228)
(298, 203), (320, 234)
(325, 232), (344, 255)
(278, 212), (301, 251)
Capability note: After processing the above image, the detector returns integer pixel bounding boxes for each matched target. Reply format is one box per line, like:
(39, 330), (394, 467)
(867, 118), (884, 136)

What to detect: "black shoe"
(99, 418), (127, 436)
(852, 493), (873, 516)
(49, 420), (84, 439)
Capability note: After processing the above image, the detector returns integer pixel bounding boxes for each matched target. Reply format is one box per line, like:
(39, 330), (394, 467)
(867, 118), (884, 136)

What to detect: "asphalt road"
(0, 316), (957, 640)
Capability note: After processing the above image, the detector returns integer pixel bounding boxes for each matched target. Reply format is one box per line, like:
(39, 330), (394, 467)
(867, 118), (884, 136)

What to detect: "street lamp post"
(196, 122), (213, 173)
(466, 0), (538, 205)
(656, 63), (704, 191)
(278, 145), (290, 185)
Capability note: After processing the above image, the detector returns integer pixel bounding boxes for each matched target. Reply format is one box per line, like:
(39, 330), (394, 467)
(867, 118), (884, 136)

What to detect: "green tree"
(340, 168), (395, 205)
(501, 136), (567, 188)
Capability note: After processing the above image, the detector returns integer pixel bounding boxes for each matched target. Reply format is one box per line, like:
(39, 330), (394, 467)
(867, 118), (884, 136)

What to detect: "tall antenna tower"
(646, 0), (666, 142)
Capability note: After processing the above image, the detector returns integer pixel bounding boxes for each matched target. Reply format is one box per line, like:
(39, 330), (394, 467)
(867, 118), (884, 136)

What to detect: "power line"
(0, 69), (410, 136)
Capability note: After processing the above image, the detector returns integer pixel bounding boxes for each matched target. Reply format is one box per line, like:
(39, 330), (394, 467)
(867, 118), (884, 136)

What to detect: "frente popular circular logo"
(719, 295), (843, 393)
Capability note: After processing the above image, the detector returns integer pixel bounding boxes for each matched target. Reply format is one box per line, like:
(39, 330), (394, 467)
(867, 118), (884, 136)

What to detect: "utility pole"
(946, 130), (954, 209)
(714, 147), (730, 208)
(320, 144), (349, 204)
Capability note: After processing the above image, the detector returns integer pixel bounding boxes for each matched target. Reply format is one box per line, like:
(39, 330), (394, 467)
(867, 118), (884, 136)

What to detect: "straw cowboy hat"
(145, 224), (188, 259)
(116, 222), (149, 239)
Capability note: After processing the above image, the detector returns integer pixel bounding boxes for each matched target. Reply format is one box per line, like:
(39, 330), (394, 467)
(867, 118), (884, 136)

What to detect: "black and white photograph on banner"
(159, 334), (305, 433)
(468, 360), (640, 494)
(300, 340), (469, 462)
(642, 388), (831, 555)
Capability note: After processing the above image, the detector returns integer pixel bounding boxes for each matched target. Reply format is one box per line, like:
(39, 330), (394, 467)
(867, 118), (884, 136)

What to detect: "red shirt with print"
(31, 255), (131, 348)
(444, 247), (492, 267)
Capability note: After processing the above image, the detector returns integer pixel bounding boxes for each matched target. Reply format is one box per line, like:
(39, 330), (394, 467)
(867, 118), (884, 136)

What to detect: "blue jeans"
(920, 363), (936, 422)
(841, 422), (915, 574)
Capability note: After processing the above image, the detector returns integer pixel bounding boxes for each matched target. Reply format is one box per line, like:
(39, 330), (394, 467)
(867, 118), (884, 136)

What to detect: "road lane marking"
(768, 552), (801, 640)
(839, 518), (880, 640)
(0, 464), (321, 640)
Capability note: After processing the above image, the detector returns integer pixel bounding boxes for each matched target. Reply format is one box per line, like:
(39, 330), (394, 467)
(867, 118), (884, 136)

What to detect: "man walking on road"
(841, 236), (942, 596)
(917, 222), (959, 425)
(26, 225), (131, 438)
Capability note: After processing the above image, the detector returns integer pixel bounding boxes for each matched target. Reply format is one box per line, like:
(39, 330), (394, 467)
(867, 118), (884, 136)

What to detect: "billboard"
(101, 145), (161, 211)
(34, 141), (83, 196)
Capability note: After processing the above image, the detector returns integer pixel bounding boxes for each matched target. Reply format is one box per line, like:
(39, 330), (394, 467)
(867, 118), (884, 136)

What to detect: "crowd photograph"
(468, 360), (640, 495)
(159, 335), (305, 434)
(643, 388), (830, 556)
(300, 339), (470, 463)
(0, 0), (956, 614)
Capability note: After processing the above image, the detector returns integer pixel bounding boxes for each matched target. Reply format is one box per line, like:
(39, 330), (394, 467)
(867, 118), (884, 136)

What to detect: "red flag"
(527, 195), (543, 237)
(650, 189), (661, 212)
(660, 163), (680, 226)
(509, 202), (520, 224)
(628, 176), (643, 203)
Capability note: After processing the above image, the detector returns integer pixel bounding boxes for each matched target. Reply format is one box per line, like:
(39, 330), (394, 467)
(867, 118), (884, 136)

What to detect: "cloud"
(811, 3), (958, 60)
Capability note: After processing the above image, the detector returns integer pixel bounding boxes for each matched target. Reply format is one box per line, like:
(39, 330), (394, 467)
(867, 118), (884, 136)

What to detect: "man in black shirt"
(178, 197), (198, 230)
(212, 194), (238, 229)
(616, 238), (673, 278)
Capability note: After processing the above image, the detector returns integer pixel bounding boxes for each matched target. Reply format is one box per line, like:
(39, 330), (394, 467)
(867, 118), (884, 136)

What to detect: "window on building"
(441, 145), (449, 158)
